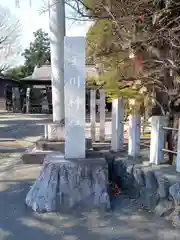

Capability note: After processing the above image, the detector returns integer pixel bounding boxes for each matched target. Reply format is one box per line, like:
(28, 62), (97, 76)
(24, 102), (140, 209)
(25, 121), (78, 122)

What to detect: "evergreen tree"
(22, 29), (50, 75)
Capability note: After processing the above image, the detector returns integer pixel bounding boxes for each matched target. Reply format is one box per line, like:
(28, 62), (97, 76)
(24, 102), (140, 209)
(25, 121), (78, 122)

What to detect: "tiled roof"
(21, 64), (98, 81)
(31, 65), (52, 80)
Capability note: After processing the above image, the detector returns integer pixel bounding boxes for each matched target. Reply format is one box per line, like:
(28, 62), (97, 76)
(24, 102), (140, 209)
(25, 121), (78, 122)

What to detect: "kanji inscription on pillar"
(64, 37), (86, 159)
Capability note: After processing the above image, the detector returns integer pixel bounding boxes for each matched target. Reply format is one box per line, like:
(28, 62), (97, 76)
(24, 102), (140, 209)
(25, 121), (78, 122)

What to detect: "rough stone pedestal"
(25, 153), (110, 212)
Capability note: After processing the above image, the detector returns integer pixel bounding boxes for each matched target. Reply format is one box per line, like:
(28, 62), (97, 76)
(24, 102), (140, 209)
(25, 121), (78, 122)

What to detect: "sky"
(0, 0), (91, 65)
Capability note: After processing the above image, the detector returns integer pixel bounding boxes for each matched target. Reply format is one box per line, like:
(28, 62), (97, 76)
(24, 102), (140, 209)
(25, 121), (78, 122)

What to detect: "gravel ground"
(0, 113), (179, 240)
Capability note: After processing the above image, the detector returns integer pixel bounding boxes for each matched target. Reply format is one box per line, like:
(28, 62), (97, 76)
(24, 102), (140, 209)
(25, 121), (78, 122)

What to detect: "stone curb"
(114, 157), (180, 225)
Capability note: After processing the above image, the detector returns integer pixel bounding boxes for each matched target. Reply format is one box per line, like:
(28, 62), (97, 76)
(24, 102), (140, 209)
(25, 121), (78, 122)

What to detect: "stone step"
(22, 148), (105, 165)
(36, 140), (65, 152)
(22, 138), (93, 165)
(22, 150), (55, 165)
(35, 138), (92, 151)
(22, 146), (107, 165)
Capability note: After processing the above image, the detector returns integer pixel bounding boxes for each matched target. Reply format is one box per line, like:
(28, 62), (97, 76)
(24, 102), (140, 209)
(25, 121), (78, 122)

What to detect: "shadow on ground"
(0, 115), (51, 154)
(0, 175), (180, 240)
(0, 120), (48, 139)
(0, 148), (26, 154)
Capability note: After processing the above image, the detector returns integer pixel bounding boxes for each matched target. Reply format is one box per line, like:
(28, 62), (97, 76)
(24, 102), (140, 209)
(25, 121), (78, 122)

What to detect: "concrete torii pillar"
(47, 0), (66, 140)
(49, 0), (65, 122)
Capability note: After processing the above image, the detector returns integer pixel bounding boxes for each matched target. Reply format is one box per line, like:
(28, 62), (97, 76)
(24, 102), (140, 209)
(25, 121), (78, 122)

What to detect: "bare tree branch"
(0, 5), (22, 70)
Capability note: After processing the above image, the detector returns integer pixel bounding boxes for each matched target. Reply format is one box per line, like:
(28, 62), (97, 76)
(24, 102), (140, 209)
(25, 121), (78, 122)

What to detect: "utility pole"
(49, 0), (65, 122)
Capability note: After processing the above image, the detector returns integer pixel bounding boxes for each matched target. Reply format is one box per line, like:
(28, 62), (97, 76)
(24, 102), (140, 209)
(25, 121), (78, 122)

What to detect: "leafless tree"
(0, 5), (22, 72)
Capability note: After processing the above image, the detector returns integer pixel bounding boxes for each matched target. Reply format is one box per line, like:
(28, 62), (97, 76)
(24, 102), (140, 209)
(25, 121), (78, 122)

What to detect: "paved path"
(0, 113), (50, 174)
(0, 113), (179, 240)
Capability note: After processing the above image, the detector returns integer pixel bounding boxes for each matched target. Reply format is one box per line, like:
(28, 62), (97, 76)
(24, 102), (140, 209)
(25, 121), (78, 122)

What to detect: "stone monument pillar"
(64, 36), (86, 159)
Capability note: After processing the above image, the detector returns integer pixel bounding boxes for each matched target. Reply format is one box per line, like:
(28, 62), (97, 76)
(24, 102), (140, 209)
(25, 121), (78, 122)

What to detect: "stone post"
(90, 89), (96, 142)
(12, 87), (20, 112)
(26, 87), (31, 114)
(64, 37), (86, 159)
(100, 89), (105, 142)
(111, 97), (124, 151)
(176, 119), (180, 172)
(44, 124), (48, 139)
(128, 114), (141, 158)
(150, 116), (168, 165)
